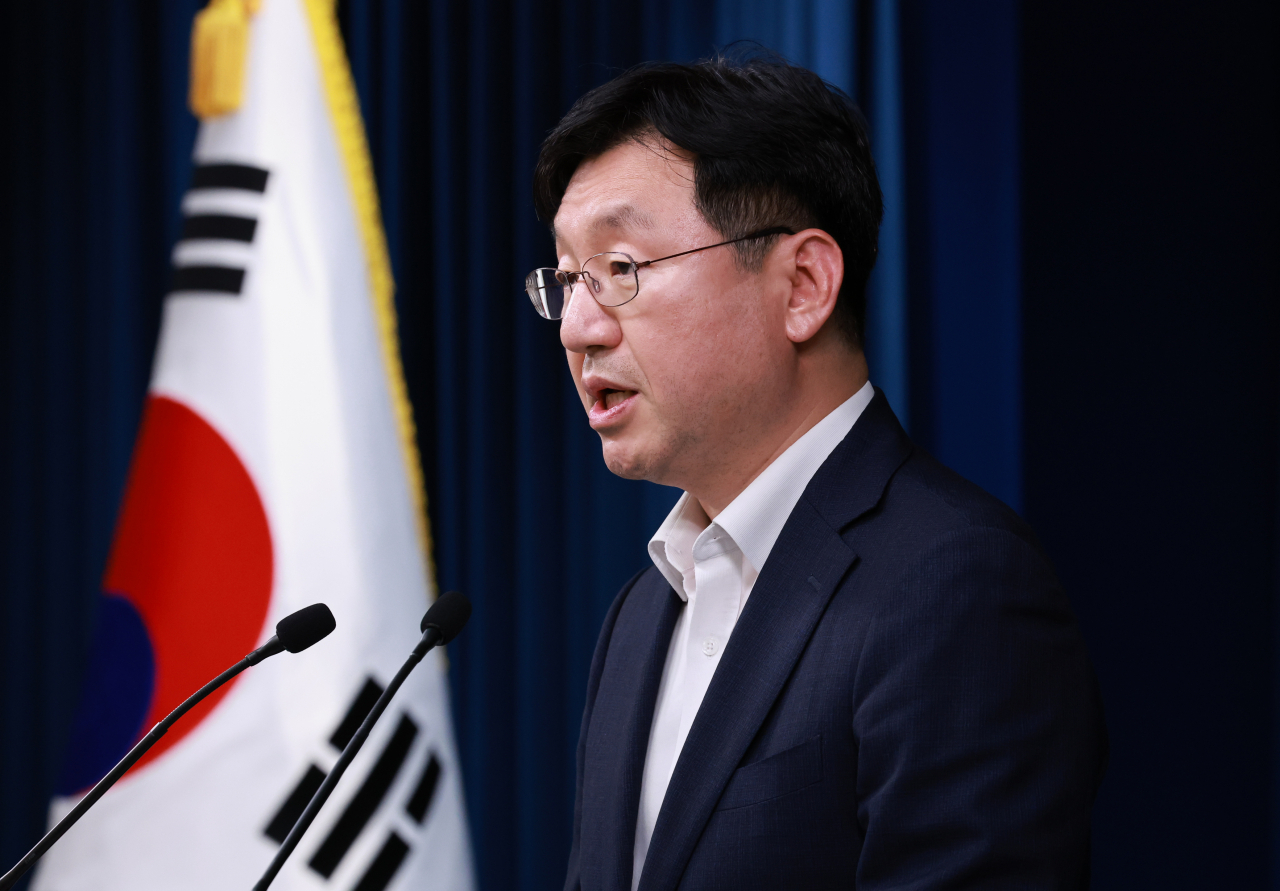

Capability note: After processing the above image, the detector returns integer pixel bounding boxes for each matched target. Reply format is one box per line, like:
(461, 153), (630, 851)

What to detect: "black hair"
(533, 53), (883, 348)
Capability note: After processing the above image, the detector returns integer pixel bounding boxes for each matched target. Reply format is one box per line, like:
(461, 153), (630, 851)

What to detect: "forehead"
(553, 139), (699, 249)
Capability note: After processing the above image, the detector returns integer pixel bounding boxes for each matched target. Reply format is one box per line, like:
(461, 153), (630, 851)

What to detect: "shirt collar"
(647, 492), (708, 601)
(648, 381), (875, 598)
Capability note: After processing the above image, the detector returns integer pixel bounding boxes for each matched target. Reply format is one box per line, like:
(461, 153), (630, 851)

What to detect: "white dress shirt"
(631, 381), (875, 887)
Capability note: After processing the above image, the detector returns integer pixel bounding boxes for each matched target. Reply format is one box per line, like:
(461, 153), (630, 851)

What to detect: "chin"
(599, 437), (662, 482)
(601, 450), (651, 481)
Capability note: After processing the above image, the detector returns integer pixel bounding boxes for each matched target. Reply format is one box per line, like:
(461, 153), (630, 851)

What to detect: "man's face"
(554, 139), (796, 489)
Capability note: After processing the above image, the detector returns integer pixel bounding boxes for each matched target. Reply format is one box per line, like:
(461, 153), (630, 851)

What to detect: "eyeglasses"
(524, 226), (795, 320)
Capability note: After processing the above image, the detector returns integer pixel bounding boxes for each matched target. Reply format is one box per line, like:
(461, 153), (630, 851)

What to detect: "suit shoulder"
(828, 446), (1069, 617)
(875, 447), (1041, 551)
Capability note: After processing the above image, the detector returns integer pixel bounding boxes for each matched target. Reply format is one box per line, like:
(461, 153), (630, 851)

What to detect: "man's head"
(533, 55), (882, 509)
(535, 56), (883, 346)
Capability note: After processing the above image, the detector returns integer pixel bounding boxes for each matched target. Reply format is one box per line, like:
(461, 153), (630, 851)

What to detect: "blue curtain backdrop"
(1021, 3), (1277, 887)
(0, 0), (202, 883)
(3, 1), (1275, 890)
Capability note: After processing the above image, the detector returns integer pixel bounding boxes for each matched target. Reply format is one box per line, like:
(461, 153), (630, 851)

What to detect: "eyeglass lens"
(525, 252), (639, 319)
(525, 268), (568, 319)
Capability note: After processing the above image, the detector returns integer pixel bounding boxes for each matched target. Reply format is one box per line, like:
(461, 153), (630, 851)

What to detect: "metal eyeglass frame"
(526, 225), (796, 319)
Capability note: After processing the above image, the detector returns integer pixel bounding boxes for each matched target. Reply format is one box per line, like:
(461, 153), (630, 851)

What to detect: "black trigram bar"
(405, 754), (441, 824)
(308, 714), (418, 879)
(191, 163), (269, 193)
(263, 764), (327, 843)
(181, 214), (258, 243)
(330, 678), (385, 750)
(352, 833), (410, 891)
(169, 265), (245, 295)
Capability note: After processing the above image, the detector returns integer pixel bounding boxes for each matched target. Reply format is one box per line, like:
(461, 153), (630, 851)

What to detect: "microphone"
(253, 591), (471, 891)
(418, 588), (471, 644)
(0, 603), (336, 891)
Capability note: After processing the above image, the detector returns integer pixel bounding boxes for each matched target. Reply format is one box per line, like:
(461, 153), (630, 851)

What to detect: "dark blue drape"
(0, 1), (201, 886)
(1021, 2), (1278, 887)
(3, 2), (1275, 891)
(901, 1), (1021, 510)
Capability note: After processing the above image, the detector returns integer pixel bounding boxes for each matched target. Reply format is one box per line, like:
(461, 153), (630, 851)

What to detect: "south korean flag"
(32, 0), (475, 888)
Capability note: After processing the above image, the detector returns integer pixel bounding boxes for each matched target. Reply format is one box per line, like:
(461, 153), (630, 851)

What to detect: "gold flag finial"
(189, 0), (261, 119)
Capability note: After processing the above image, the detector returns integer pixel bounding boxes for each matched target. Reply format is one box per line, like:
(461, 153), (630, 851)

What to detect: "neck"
(691, 347), (868, 519)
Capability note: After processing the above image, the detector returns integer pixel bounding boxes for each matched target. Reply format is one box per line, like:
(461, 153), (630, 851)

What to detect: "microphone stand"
(252, 625), (444, 891)
(0, 601), (333, 891)
(0, 642), (280, 891)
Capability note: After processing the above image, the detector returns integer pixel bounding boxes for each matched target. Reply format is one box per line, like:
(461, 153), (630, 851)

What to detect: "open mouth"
(598, 388), (634, 410)
(588, 387), (638, 426)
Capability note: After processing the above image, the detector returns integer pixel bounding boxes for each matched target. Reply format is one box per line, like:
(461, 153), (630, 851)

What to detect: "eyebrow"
(591, 203), (656, 234)
(553, 202), (656, 246)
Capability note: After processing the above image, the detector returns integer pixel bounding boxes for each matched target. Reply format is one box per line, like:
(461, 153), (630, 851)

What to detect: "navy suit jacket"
(565, 391), (1107, 890)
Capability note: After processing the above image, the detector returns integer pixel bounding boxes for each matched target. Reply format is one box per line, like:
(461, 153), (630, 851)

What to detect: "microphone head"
(276, 603), (337, 653)
(420, 591), (471, 644)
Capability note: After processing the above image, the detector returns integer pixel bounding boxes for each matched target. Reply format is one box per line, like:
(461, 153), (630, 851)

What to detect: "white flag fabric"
(33, 0), (475, 888)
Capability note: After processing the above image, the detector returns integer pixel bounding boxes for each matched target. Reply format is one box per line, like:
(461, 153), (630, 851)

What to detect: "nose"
(559, 280), (623, 354)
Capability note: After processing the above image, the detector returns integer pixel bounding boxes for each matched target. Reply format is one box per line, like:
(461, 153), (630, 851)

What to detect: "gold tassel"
(189, 0), (260, 119)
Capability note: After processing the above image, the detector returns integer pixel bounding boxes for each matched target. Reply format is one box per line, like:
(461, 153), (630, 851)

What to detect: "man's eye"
(609, 260), (636, 277)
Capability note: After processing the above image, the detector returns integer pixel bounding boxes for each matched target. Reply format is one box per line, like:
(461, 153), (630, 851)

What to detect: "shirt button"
(702, 637), (718, 656)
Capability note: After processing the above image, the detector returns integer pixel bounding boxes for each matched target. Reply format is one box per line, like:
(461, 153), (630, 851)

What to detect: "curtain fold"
(0, 2), (200, 885)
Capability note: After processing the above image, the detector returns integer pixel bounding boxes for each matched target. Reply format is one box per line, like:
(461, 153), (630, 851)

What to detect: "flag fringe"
(299, 0), (438, 596)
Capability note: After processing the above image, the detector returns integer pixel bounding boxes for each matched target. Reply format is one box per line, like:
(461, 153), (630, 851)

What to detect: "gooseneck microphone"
(253, 591), (471, 891)
(0, 603), (337, 891)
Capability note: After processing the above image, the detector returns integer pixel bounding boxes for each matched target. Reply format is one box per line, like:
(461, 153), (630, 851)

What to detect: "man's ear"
(780, 230), (844, 344)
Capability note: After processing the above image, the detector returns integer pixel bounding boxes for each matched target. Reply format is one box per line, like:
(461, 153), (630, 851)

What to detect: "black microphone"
(0, 603), (337, 891)
(253, 591), (471, 891)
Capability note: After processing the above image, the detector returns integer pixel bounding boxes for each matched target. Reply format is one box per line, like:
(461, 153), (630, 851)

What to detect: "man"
(525, 56), (1106, 890)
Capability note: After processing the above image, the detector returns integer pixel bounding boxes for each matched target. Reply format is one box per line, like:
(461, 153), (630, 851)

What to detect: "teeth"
(603, 389), (631, 409)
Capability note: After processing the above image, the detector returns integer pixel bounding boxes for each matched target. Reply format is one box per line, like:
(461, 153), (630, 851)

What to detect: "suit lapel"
(804, 389), (914, 532)
(580, 570), (683, 891)
(636, 503), (854, 891)
(637, 389), (912, 891)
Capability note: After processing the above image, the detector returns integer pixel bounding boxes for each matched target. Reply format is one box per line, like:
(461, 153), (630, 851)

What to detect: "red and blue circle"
(57, 395), (274, 794)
